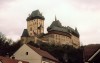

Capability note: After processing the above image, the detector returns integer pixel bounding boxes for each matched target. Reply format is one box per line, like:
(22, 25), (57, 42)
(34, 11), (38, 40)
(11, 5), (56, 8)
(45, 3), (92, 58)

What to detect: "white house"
(11, 44), (59, 63)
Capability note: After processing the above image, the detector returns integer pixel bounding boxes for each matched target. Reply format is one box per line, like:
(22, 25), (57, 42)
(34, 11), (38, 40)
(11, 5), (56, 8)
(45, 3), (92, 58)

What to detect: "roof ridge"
(27, 44), (59, 62)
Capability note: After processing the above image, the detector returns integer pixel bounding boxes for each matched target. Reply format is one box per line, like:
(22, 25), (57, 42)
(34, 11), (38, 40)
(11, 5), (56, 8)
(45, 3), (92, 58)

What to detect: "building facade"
(21, 10), (80, 48)
(11, 44), (59, 63)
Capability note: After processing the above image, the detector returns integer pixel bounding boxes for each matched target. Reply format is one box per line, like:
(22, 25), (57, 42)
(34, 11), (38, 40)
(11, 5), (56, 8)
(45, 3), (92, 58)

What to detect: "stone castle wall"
(21, 10), (80, 48)
(27, 19), (44, 36)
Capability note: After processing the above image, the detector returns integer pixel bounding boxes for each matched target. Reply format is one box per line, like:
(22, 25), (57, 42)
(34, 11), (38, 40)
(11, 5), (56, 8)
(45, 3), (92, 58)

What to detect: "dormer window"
(12, 56), (15, 59)
(26, 52), (28, 55)
(12, 55), (15, 59)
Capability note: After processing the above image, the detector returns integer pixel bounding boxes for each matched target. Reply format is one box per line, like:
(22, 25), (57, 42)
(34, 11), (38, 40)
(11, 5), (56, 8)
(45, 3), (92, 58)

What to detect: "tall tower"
(26, 10), (45, 36)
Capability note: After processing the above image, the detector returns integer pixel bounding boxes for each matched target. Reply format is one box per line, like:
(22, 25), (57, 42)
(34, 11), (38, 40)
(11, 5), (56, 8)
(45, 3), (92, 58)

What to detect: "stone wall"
(40, 33), (80, 48)
(27, 19), (44, 36)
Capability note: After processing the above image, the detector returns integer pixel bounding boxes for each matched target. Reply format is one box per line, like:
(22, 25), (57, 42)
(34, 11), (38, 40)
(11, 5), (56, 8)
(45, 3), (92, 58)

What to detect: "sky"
(0, 0), (100, 45)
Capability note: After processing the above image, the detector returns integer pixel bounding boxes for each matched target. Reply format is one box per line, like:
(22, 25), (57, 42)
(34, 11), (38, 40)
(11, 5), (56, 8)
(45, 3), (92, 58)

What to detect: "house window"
(26, 52), (28, 55)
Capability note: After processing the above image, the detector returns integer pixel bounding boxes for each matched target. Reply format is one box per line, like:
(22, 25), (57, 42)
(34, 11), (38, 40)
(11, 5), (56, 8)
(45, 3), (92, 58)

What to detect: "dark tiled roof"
(21, 29), (29, 37)
(26, 10), (45, 21)
(88, 49), (100, 61)
(50, 20), (62, 28)
(48, 26), (68, 33)
(47, 19), (80, 37)
(0, 56), (29, 63)
(84, 44), (100, 61)
(27, 44), (59, 62)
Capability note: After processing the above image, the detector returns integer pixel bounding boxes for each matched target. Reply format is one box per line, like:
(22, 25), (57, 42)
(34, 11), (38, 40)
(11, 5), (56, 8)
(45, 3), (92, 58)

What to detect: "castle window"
(30, 27), (32, 31)
(30, 33), (32, 35)
(26, 52), (28, 55)
(34, 22), (36, 24)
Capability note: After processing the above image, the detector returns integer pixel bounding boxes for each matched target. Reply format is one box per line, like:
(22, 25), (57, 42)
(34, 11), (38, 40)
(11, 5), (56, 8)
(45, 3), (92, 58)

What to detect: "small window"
(26, 52), (28, 55)
(30, 27), (32, 31)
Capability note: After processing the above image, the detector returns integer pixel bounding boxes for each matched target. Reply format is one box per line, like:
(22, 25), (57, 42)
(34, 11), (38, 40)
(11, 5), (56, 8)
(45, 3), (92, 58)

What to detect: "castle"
(21, 10), (80, 48)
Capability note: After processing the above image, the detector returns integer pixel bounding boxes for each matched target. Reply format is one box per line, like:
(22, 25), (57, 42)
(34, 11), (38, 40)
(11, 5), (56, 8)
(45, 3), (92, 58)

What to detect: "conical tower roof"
(50, 17), (62, 28)
(26, 10), (45, 21)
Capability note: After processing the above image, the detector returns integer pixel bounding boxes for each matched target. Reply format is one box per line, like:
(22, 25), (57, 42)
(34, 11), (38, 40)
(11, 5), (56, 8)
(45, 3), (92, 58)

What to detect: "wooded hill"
(0, 32), (83, 63)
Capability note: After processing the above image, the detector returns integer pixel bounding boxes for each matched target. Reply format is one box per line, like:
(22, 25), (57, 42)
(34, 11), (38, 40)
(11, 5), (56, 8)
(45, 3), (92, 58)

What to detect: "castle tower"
(21, 10), (80, 48)
(26, 10), (45, 36)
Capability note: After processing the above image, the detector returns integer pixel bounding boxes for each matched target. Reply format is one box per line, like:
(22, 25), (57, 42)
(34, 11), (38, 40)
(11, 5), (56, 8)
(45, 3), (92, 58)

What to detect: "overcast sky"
(0, 0), (100, 45)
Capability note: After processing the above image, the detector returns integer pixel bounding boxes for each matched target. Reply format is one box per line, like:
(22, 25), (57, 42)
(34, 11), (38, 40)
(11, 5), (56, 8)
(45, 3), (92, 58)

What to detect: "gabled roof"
(27, 44), (59, 62)
(26, 10), (45, 21)
(0, 56), (29, 63)
(84, 44), (100, 61)
(21, 29), (29, 37)
(88, 49), (100, 61)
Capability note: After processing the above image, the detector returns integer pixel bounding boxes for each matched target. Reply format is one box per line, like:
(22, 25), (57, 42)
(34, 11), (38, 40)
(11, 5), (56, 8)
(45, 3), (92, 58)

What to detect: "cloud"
(0, 0), (15, 8)
(75, 0), (100, 4)
(0, 0), (13, 4)
(0, 0), (100, 44)
(79, 25), (100, 45)
(68, 0), (100, 11)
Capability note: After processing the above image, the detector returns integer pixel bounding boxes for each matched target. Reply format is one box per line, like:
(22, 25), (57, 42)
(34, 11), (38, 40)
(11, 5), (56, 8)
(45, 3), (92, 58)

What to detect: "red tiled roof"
(84, 44), (100, 61)
(0, 56), (29, 63)
(27, 44), (59, 62)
